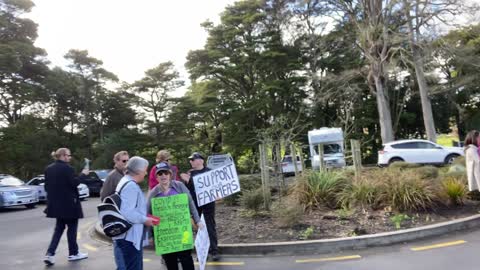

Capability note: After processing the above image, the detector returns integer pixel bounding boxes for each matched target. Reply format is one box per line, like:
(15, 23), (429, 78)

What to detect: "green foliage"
(440, 177), (468, 205)
(414, 166), (439, 179)
(241, 188), (264, 212)
(294, 170), (348, 209)
(299, 226), (314, 240)
(390, 214), (410, 229)
(339, 177), (380, 210)
(236, 149), (258, 174)
(388, 162), (421, 170)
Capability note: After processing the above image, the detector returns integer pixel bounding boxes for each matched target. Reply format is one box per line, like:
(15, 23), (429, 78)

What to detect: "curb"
(93, 214), (480, 255)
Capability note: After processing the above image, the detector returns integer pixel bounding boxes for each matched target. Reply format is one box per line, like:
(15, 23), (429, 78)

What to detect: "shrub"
(452, 156), (466, 166)
(440, 177), (467, 205)
(339, 177), (380, 210)
(275, 201), (304, 228)
(390, 214), (410, 229)
(380, 170), (437, 211)
(414, 166), (439, 179)
(447, 164), (466, 175)
(293, 170), (348, 209)
(388, 162), (421, 170)
(241, 188), (264, 212)
(223, 174), (262, 206)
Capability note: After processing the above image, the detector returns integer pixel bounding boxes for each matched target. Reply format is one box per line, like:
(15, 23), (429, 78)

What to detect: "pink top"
(148, 163), (181, 190)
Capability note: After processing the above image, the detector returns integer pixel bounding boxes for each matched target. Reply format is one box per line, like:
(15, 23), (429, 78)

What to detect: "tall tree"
(0, 0), (48, 124)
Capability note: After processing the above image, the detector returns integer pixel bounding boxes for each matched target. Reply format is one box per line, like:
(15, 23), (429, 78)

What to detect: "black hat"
(188, 152), (204, 160)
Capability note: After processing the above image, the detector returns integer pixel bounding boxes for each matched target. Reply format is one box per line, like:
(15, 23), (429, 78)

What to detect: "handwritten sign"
(193, 162), (241, 206)
(195, 214), (209, 270)
(151, 194), (193, 255)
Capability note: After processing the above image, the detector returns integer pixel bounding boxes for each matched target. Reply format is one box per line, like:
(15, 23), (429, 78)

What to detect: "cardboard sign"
(151, 194), (193, 255)
(194, 214), (210, 270)
(207, 153), (233, 169)
(193, 162), (241, 207)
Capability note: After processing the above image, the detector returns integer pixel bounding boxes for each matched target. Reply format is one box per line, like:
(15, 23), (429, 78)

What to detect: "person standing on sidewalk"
(100, 151), (129, 201)
(43, 148), (90, 266)
(180, 152), (219, 261)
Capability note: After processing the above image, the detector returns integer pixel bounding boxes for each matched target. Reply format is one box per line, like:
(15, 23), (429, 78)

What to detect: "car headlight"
(0, 191), (16, 199)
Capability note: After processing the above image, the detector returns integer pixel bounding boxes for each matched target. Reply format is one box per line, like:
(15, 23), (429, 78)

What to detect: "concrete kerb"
(93, 214), (480, 255)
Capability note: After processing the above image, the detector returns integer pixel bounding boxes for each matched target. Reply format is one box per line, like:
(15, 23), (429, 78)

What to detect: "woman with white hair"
(113, 156), (155, 270)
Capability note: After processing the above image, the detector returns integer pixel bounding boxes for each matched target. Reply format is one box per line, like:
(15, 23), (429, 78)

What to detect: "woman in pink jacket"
(148, 150), (180, 190)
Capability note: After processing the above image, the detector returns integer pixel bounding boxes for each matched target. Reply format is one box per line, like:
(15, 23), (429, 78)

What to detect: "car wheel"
(388, 157), (404, 165)
(25, 203), (36, 209)
(445, 154), (459, 165)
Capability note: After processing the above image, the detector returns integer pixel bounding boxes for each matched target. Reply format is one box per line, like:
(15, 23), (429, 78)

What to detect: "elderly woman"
(148, 150), (180, 189)
(146, 162), (201, 270)
(113, 156), (155, 270)
(465, 130), (480, 191)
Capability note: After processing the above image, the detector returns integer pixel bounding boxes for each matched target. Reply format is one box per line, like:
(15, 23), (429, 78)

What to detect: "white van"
(308, 128), (346, 169)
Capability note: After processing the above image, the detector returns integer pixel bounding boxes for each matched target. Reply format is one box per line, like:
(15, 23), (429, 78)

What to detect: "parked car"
(94, 169), (111, 182)
(0, 174), (39, 209)
(26, 175), (89, 202)
(80, 171), (104, 196)
(281, 155), (303, 176)
(378, 139), (464, 166)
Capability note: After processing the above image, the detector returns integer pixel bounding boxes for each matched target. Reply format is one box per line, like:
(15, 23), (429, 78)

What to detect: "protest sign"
(194, 214), (209, 270)
(206, 153), (233, 169)
(193, 162), (241, 207)
(151, 194), (193, 255)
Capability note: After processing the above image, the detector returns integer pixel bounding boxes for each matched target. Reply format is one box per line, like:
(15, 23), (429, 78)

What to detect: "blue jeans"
(114, 239), (143, 270)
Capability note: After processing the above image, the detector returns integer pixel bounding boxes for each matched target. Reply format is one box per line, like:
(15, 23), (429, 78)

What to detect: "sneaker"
(211, 253), (220, 262)
(68, 252), (88, 261)
(43, 255), (55, 266)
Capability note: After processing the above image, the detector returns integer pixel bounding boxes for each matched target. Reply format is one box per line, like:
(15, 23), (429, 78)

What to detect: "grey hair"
(126, 156), (149, 176)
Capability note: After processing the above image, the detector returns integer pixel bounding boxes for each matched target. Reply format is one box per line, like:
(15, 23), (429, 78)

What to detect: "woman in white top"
(465, 130), (480, 191)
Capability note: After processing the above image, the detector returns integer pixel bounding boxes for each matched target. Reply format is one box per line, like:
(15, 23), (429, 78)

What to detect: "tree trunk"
(373, 75), (395, 143)
(413, 55), (437, 142)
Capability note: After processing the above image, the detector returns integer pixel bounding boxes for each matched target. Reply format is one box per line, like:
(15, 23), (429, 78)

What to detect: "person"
(113, 156), (155, 270)
(100, 151), (129, 201)
(43, 148), (90, 266)
(148, 150), (180, 190)
(465, 130), (480, 191)
(180, 152), (219, 261)
(146, 162), (202, 270)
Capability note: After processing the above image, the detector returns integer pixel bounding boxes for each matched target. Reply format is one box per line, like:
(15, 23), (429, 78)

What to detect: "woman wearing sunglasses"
(146, 162), (202, 270)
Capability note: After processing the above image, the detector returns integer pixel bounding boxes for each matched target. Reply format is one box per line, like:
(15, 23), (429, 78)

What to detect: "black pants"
(46, 218), (79, 256)
(197, 202), (218, 254)
(162, 249), (194, 270)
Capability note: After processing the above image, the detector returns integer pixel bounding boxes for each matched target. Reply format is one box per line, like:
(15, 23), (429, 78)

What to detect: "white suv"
(378, 139), (464, 166)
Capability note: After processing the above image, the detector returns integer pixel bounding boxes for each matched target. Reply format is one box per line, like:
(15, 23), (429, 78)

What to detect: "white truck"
(308, 128), (346, 169)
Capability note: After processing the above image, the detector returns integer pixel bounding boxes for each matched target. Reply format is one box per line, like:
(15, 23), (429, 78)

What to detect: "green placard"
(151, 193), (193, 255)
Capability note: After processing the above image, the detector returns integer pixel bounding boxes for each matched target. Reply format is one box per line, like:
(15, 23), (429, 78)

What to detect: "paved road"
(1, 197), (479, 270)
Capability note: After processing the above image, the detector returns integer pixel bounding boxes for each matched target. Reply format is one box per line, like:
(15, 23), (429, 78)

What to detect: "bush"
(241, 188), (264, 212)
(448, 164), (466, 175)
(339, 177), (380, 210)
(275, 201), (304, 228)
(223, 174), (262, 206)
(452, 156), (466, 166)
(440, 177), (467, 206)
(388, 162), (421, 170)
(414, 166), (439, 180)
(293, 170), (348, 209)
(381, 170), (437, 211)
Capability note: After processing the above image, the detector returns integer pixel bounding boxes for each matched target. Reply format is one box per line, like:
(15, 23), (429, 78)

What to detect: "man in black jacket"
(43, 148), (89, 266)
(180, 152), (219, 261)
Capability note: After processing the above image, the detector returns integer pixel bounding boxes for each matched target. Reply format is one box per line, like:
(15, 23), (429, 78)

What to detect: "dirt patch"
(215, 199), (480, 244)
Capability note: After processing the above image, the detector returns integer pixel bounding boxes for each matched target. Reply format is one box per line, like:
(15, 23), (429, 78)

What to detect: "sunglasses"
(121, 159), (129, 163)
(157, 171), (170, 176)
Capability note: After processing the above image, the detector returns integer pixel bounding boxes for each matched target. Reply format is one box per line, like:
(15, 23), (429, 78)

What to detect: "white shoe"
(44, 255), (55, 266)
(68, 252), (88, 261)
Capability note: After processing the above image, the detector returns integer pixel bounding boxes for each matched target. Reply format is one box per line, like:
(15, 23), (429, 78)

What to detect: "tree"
(0, 0), (49, 124)
(131, 62), (184, 148)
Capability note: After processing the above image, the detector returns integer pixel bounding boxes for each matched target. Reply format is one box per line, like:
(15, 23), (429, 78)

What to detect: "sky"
(28, 0), (236, 96)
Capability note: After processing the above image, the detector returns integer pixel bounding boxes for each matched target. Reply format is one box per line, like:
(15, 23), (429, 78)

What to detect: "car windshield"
(95, 170), (110, 179)
(0, 176), (24, 186)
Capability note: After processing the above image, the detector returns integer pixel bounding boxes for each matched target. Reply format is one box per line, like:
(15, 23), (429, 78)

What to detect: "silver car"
(0, 174), (39, 209)
(26, 175), (90, 201)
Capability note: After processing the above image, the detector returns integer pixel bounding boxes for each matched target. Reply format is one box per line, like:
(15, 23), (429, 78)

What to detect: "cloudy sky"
(28, 0), (480, 96)
(29, 0), (236, 95)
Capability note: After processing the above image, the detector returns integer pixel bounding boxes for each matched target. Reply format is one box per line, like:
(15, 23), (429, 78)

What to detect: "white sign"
(207, 154), (233, 170)
(193, 163), (241, 206)
(195, 215), (209, 270)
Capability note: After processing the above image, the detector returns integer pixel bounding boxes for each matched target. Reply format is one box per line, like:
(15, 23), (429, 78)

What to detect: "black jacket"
(44, 160), (87, 219)
(186, 166), (215, 210)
